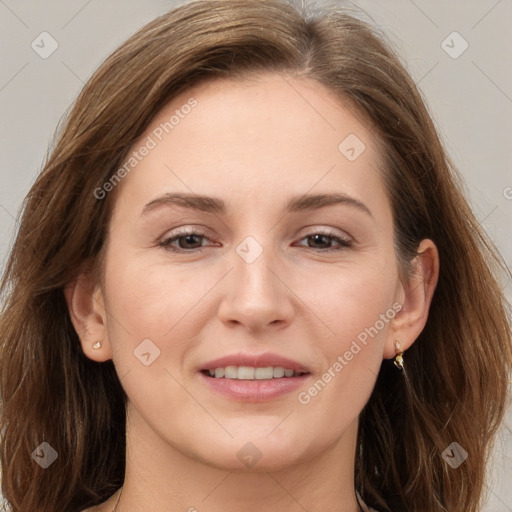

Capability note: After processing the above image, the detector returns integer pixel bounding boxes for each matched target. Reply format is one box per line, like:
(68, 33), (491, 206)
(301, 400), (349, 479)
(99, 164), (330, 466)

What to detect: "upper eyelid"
(161, 225), (352, 238)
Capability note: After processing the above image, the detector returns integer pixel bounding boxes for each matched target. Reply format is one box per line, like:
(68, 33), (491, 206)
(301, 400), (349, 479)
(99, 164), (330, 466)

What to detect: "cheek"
(101, 254), (211, 418)
(101, 249), (229, 387)
(104, 252), (213, 337)
(300, 254), (398, 347)
(293, 255), (398, 404)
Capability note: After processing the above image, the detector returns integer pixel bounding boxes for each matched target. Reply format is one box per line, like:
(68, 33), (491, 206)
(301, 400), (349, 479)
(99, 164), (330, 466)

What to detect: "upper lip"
(200, 352), (310, 373)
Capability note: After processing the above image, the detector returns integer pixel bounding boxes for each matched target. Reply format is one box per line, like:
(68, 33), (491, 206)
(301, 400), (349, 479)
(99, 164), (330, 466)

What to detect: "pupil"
(181, 234), (200, 248)
(311, 234), (328, 248)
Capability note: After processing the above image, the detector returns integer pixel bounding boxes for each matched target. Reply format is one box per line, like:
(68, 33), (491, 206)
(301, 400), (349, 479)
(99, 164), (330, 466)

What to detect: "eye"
(159, 229), (212, 253)
(295, 230), (353, 252)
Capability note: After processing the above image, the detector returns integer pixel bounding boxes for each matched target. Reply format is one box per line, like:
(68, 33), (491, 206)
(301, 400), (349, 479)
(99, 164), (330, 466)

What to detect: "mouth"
(201, 366), (309, 380)
(198, 353), (311, 402)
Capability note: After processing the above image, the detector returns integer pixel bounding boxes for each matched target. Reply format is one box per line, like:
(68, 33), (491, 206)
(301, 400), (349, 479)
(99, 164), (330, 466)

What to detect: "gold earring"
(92, 341), (102, 350)
(394, 340), (404, 370)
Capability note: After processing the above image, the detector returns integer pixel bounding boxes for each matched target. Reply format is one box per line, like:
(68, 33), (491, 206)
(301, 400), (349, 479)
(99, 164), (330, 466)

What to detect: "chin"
(203, 447), (305, 473)
(188, 428), (315, 473)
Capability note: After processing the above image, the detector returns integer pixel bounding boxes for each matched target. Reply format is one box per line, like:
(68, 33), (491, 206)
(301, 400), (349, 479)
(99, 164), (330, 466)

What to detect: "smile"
(202, 366), (308, 379)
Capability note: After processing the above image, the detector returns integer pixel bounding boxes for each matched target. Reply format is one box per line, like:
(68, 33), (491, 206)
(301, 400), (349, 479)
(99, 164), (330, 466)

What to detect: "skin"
(66, 72), (439, 512)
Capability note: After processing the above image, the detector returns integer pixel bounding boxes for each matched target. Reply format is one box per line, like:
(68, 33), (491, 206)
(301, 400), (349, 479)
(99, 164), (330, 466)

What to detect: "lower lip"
(198, 372), (309, 402)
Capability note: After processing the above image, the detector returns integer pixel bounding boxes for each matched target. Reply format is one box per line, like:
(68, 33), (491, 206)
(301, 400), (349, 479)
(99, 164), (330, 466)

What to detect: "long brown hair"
(1, 1), (511, 510)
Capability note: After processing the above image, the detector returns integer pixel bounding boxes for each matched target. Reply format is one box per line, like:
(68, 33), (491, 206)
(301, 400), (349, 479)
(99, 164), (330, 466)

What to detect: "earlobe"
(384, 239), (440, 359)
(63, 273), (113, 362)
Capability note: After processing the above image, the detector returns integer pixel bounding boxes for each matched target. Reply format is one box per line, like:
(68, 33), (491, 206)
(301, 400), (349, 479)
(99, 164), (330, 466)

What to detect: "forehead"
(111, 72), (387, 217)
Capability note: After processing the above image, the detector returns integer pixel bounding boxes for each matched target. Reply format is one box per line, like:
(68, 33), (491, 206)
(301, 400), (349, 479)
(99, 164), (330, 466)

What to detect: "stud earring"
(394, 340), (404, 370)
(92, 341), (102, 350)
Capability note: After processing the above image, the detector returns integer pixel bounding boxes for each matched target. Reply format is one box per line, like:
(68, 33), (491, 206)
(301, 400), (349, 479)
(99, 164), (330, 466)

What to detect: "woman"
(0, 0), (510, 511)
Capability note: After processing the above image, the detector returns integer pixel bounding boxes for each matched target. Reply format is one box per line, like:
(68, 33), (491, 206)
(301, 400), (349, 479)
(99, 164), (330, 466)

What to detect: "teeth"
(225, 366), (238, 379)
(273, 367), (285, 378)
(255, 367), (274, 379)
(238, 366), (255, 379)
(205, 366), (304, 380)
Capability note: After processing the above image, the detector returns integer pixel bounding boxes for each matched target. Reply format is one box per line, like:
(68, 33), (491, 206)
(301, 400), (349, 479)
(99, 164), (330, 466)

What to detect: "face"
(91, 73), (407, 471)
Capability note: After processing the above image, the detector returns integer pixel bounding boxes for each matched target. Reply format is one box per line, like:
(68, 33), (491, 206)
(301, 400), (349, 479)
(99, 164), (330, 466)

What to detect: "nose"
(217, 242), (295, 332)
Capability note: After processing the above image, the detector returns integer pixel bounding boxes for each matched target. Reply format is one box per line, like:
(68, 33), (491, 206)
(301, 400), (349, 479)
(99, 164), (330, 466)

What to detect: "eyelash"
(158, 228), (353, 254)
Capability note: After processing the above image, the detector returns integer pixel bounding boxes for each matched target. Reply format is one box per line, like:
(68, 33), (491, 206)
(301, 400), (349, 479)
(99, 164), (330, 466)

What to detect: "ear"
(63, 271), (113, 362)
(383, 238), (440, 359)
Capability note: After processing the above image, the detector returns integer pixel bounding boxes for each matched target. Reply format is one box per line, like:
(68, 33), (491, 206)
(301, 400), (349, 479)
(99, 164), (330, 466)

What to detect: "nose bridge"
(234, 233), (281, 300)
(218, 233), (293, 329)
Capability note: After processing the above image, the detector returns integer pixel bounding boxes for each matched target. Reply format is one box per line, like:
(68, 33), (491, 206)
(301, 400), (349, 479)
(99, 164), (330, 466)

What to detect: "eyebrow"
(142, 191), (373, 218)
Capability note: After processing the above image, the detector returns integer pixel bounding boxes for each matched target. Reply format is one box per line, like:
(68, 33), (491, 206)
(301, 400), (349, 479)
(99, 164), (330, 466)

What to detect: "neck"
(111, 404), (362, 512)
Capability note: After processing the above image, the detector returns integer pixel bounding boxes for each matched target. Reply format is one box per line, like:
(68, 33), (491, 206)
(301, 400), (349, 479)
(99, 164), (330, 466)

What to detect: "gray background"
(0, 0), (511, 509)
